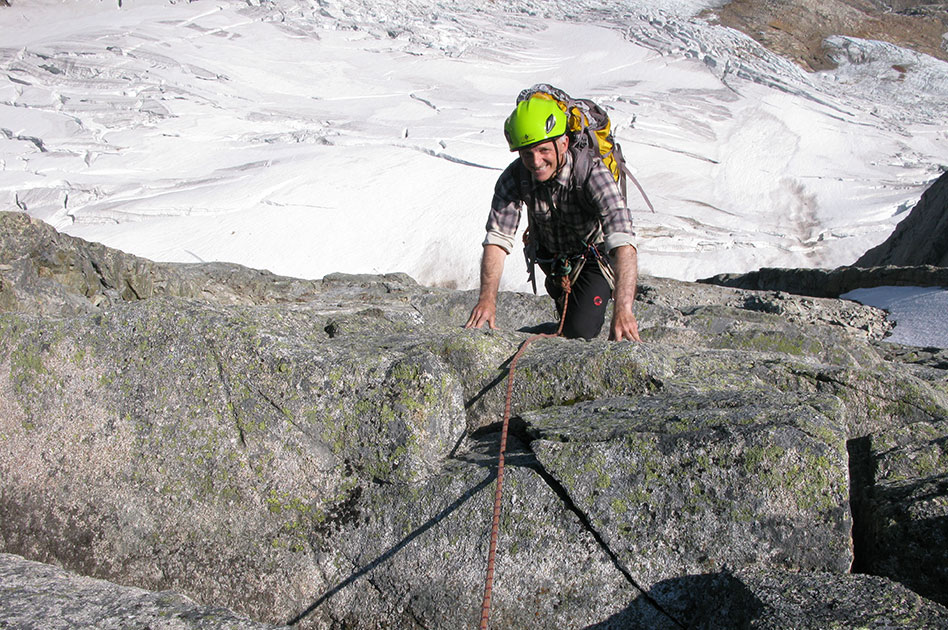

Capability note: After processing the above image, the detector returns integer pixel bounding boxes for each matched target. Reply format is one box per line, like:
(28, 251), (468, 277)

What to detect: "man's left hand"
(609, 308), (641, 342)
(608, 245), (642, 342)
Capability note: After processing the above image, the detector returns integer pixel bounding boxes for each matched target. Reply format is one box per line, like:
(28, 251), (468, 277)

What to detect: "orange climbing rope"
(478, 280), (571, 630)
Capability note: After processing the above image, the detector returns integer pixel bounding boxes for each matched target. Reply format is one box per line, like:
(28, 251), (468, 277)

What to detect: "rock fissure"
(87, 258), (109, 292)
(254, 385), (294, 425)
(285, 473), (496, 627)
(124, 277), (143, 300)
(211, 347), (245, 448)
(500, 426), (690, 630)
(846, 435), (874, 575)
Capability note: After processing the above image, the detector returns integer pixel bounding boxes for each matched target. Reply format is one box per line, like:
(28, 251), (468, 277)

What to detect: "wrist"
(613, 296), (634, 312)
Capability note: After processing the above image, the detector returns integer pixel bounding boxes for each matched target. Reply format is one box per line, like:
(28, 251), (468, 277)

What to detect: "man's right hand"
(465, 298), (497, 330)
(465, 244), (507, 331)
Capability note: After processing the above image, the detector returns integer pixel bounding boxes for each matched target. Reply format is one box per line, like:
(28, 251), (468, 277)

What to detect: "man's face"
(518, 135), (568, 183)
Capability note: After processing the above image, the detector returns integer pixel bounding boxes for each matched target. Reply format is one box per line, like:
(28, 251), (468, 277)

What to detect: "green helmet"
(503, 97), (567, 151)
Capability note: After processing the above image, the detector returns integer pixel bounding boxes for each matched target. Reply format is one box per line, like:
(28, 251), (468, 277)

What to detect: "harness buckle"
(552, 256), (572, 278)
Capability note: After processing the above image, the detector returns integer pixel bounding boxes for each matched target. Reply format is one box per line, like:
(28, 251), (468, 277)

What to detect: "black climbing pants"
(542, 258), (612, 340)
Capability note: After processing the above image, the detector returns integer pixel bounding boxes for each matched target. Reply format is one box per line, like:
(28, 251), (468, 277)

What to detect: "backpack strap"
(609, 140), (654, 213)
(621, 161), (656, 213)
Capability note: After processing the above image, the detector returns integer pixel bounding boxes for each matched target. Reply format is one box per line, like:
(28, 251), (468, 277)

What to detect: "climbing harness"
(525, 236), (614, 298)
(478, 280), (570, 630)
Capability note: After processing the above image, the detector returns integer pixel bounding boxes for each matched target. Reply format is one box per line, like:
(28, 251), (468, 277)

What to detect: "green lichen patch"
(295, 345), (466, 484)
(872, 419), (948, 484)
(509, 339), (669, 416)
(527, 388), (853, 590)
(764, 360), (948, 437)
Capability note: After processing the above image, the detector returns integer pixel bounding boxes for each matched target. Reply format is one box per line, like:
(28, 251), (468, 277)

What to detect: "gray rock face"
(1, 211), (947, 629)
(0, 209), (324, 315)
(0, 553), (287, 630)
(526, 391), (854, 590)
(856, 171), (948, 268)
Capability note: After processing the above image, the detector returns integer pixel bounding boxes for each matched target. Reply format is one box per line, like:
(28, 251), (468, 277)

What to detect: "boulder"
(1, 211), (947, 628)
(525, 391), (855, 590)
(850, 419), (948, 606)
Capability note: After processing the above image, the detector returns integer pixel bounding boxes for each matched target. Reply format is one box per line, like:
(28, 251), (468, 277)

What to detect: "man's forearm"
(611, 244), (638, 309)
(608, 244), (641, 342)
(478, 244), (507, 303)
(465, 244), (507, 330)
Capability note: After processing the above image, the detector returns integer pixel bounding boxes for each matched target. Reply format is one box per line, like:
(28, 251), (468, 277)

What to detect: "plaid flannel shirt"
(483, 151), (636, 257)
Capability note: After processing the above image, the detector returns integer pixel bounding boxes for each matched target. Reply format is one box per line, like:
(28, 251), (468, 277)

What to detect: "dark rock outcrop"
(1, 211), (947, 629)
(850, 418), (948, 606)
(856, 171), (948, 268)
(699, 264), (948, 298)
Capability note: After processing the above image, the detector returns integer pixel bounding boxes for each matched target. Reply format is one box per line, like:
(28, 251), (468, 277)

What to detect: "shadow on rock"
(584, 571), (765, 630)
(285, 474), (495, 626)
(860, 474), (948, 607)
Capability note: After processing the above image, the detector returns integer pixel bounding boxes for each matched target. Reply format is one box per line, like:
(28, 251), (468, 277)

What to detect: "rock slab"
(1, 211), (947, 628)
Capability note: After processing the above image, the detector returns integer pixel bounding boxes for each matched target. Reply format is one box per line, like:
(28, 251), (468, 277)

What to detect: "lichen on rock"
(1, 211), (946, 629)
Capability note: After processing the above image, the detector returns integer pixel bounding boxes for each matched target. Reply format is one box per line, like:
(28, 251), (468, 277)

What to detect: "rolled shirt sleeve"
(483, 160), (526, 254)
(483, 229), (516, 253)
(603, 230), (636, 254)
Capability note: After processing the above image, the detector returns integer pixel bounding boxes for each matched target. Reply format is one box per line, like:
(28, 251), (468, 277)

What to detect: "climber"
(464, 94), (642, 341)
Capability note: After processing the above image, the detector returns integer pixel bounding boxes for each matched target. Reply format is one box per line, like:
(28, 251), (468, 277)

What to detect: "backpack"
(515, 84), (654, 212)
